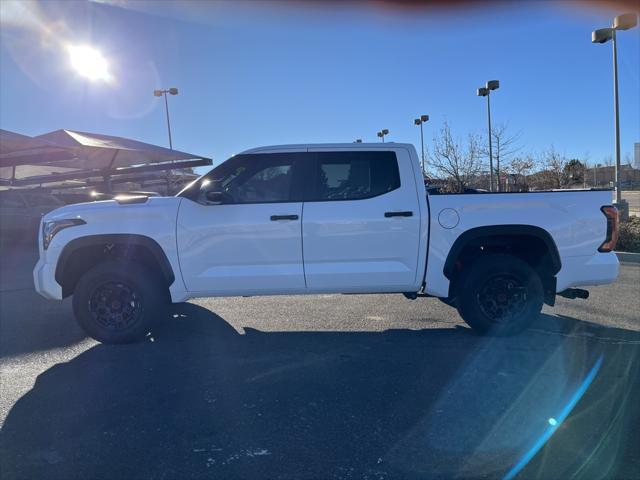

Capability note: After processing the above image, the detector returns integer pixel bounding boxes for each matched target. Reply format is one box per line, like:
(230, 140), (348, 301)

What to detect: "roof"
(240, 142), (414, 154)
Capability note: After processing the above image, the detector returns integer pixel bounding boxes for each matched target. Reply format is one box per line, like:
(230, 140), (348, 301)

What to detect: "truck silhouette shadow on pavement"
(1, 301), (639, 480)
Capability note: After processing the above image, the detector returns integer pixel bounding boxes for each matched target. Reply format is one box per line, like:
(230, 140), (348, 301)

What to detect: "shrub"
(617, 216), (640, 253)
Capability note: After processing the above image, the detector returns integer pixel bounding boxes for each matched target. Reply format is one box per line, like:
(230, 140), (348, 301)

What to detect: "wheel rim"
(88, 281), (142, 331)
(476, 274), (528, 323)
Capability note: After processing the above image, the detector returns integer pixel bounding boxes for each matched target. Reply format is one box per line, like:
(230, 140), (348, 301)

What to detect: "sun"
(67, 45), (112, 82)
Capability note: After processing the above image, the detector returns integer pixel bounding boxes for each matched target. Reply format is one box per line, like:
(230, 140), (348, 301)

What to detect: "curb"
(616, 251), (640, 264)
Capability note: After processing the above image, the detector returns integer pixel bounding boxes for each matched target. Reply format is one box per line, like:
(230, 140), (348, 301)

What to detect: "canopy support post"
(103, 174), (112, 193)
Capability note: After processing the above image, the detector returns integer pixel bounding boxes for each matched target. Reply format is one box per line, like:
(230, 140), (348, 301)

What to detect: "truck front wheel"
(72, 260), (167, 344)
(455, 254), (543, 336)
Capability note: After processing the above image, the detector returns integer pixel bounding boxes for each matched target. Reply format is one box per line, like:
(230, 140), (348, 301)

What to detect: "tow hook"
(558, 288), (590, 300)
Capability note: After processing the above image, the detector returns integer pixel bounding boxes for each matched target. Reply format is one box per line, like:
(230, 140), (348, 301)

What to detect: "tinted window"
(312, 151), (400, 201)
(184, 153), (302, 204)
(224, 163), (293, 203)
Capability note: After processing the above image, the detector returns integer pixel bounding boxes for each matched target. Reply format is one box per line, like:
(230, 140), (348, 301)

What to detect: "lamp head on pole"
(487, 80), (500, 90)
(382, 129), (389, 135)
(420, 114), (429, 122)
(613, 13), (638, 30)
(153, 90), (163, 97)
(168, 87), (179, 95)
(592, 27), (614, 43)
(414, 118), (421, 125)
(477, 87), (489, 97)
(377, 131), (383, 138)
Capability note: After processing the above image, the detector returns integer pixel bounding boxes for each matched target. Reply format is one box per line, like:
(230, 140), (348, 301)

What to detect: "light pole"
(477, 80), (500, 192)
(414, 114), (429, 175)
(377, 129), (389, 143)
(154, 87), (179, 149)
(592, 13), (637, 218)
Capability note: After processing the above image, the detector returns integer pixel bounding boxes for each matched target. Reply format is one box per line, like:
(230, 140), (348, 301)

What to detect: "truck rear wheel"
(455, 254), (543, 336)
(72, 260), (167, 344)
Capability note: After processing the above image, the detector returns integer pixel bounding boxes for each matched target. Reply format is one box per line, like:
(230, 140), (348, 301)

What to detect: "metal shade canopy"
(0, 129), (211, 187)
(0, 129), (72, 165)
(0, 129), (76, 182)
(0, 129), (44, 154)
(32, 129), (204, 170)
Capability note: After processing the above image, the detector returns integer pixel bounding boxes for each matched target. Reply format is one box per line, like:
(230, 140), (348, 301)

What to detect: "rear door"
(302, 149), (422, 292)
(177, 152), (309, 295)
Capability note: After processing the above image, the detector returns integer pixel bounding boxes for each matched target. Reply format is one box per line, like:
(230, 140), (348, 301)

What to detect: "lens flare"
(67, 45), (111, 82)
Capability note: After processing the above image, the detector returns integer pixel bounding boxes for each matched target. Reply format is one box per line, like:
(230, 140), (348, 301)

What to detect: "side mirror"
(205, 191), (224, 205)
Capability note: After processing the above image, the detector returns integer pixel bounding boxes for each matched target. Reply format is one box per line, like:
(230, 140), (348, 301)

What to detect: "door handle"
(384, 211), (413, 218)
(270, 214), (299, 221)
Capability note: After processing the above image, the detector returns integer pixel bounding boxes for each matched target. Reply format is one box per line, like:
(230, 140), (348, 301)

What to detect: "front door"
(177, 152), (308, 295)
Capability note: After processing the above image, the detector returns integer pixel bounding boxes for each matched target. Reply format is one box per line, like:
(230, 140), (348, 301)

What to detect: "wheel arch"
(55, 234), (175, 298)
(443, 225), (561, 279)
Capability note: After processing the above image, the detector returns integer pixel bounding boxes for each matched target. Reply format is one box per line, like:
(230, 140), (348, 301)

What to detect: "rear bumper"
(33, 257), (63, 300)
(556, 252), (619, 292)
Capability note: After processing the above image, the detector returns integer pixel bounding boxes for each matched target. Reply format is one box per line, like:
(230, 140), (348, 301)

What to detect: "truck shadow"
(0, 242), (84, 358)
(0, 291), (86, 358)
(1, 303), (639, 480)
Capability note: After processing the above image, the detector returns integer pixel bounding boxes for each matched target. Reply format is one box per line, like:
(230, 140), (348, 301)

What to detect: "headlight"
(43, 218), (86, 250)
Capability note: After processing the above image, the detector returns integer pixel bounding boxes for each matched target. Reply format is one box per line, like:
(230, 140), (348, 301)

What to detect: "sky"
(1, 0), (639, 171)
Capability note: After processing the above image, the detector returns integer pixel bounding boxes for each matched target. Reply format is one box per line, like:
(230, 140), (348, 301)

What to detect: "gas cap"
(438, 208), (460, 229)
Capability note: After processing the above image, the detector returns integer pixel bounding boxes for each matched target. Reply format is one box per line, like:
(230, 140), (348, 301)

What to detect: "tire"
(455, 254), (543, 336)
(72, 260), (168, 344)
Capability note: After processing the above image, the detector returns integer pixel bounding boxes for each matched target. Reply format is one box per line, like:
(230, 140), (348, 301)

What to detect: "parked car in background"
(0, 189), (64, 244)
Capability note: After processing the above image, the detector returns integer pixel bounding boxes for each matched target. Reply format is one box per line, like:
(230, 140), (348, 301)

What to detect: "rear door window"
(310, 151), (401, 201)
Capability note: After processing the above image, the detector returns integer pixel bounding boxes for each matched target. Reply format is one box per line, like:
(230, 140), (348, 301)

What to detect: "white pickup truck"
(34, 143), (620, 343)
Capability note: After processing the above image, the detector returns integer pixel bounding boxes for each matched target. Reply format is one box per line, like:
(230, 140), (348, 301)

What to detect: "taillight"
(598, 205), (619, 252)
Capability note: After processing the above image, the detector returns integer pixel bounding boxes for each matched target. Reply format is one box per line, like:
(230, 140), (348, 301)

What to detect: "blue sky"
(1, 0), (638, 170)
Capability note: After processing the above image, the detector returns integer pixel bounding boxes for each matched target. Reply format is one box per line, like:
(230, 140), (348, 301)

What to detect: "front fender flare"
(55, 234), (175, 288)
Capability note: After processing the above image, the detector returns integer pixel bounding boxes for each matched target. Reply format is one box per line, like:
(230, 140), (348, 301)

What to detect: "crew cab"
(33, 144), (620, 343)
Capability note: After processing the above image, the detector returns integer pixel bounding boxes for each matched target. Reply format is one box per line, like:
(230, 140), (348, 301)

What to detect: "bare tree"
(582, 152), (591, 188)
(480, 123), (522, 191)
(429, 122), (482, 193)
(542, 146), (569, 189)
(506, 154), (536, 191)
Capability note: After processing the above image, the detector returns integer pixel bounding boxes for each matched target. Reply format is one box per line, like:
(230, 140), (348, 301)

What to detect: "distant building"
(635, 142), (640, 168)
(583, 164), (640, 189)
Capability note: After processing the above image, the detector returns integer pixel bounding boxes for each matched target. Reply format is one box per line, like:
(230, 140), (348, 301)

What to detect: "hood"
(44, 196), (183, 223)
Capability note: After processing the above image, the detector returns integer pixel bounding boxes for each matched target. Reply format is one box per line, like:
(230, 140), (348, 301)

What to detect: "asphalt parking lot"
(0, 244), (639, 480)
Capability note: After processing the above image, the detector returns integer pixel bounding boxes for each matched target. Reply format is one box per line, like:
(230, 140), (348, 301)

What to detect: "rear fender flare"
(443, 225), (562, 280)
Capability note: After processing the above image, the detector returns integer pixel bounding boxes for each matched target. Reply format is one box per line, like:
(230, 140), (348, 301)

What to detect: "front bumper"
(33, 257), (63, 300)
